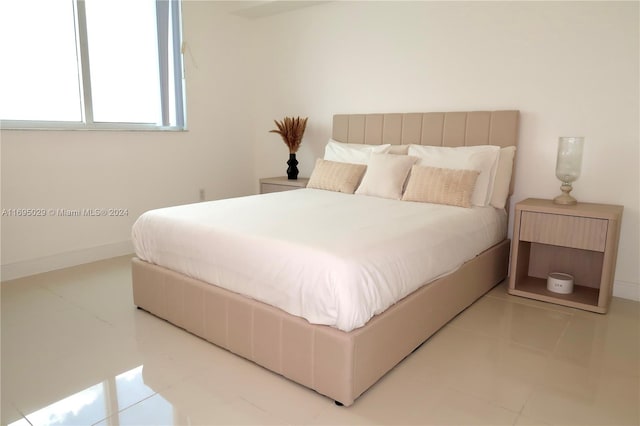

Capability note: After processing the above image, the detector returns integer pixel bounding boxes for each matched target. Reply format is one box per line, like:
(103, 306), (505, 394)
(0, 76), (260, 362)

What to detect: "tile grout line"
(89, 392), (160, 426)
(516, 310), (575, 424)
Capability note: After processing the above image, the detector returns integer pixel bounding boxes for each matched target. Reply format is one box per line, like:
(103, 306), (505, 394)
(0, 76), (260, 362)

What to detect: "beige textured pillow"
(402, 165), (480, 208)
(307, 159), (367, 194)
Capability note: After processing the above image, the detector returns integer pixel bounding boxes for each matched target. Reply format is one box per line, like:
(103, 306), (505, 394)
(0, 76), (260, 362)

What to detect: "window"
(0, 0), (185, 130)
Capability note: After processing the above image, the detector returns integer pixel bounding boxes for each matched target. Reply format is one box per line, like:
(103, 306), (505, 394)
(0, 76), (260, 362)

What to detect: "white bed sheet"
(132, 189), (506, 332)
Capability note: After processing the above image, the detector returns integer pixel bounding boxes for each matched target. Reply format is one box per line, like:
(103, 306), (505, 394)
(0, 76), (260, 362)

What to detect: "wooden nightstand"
(508, 198), (623, 313)
(260, 176), (309, 194)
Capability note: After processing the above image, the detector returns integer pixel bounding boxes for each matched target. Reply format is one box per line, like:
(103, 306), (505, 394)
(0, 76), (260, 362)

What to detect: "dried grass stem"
(269, 116), (308, 153)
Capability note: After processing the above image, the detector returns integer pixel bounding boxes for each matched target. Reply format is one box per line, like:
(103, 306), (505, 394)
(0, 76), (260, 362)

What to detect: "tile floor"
(1, 255), (639, 425)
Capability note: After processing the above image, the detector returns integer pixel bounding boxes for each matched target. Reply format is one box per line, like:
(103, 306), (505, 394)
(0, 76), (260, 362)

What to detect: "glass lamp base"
(554, 183), (577, 205)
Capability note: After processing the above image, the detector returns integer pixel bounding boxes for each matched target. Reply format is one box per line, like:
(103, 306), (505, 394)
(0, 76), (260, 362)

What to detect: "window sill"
(0, 121), (188, 132)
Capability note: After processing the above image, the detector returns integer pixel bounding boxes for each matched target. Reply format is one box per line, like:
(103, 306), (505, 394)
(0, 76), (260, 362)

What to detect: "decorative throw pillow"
(388, 145), (410, 155)
(324, 139), (391, 165)
(407, 145), (500, 207)
(490, 146), (517, 209)
(402, 165), (480, 208)
(355, 154), (418, 200)
(307, 159), (367, 194)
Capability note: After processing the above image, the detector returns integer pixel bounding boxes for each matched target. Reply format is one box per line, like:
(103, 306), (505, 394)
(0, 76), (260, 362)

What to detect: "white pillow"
(324, 139), (391, 165)
(355, 154), (417, 200)
(407, 145), (500, 206)
(388, 145), (409, 155)
(490, 146), (516, 209)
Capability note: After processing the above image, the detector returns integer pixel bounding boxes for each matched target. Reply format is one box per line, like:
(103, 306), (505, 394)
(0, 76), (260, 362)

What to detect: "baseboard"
(1, 240), (134, 281)
(613, 280), (640, 302)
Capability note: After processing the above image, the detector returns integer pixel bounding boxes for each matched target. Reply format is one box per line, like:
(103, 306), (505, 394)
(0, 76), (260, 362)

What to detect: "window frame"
(1, 0), (186, 131)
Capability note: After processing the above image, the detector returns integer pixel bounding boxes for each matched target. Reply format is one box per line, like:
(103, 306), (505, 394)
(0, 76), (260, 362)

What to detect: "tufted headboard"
(332, 110), (520, 194)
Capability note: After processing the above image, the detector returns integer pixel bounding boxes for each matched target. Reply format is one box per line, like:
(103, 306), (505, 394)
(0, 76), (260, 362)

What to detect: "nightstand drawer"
(519, 211), (607, 251)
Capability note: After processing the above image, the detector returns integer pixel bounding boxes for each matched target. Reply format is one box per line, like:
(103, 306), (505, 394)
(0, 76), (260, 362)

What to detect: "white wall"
(0, 1), (257, 278)
(251, 1), (639, 299)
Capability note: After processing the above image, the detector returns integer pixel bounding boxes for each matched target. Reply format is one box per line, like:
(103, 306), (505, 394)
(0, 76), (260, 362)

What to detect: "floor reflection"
(11, 365), (173, 426)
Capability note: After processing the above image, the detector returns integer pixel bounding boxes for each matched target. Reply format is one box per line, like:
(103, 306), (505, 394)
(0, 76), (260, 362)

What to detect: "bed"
(131, 110), (520, 406)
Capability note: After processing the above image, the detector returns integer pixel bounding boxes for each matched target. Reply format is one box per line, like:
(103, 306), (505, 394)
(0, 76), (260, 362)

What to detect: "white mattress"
(132, 189), (506, 332)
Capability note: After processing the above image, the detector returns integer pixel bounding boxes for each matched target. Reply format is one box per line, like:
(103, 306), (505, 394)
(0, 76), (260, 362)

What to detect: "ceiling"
(225, 1), (330, 19)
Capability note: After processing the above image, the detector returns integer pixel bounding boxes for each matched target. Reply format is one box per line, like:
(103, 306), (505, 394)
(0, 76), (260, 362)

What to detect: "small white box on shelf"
(547, 272), (574, 294)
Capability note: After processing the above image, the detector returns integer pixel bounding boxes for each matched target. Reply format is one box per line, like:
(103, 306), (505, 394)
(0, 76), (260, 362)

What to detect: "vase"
(553, 136), (584, 205)
(286, 153), (299, 180)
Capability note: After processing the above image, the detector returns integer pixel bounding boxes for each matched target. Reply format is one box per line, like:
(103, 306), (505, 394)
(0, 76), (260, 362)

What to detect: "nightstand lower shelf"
(509, 276), (602, 312)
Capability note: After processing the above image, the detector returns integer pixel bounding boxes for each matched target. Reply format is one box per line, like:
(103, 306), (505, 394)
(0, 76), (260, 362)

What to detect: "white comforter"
(132, 189), (506, 332)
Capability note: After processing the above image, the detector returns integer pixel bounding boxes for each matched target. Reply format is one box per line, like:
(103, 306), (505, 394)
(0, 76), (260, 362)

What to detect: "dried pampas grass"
(269, 116), (308, 153)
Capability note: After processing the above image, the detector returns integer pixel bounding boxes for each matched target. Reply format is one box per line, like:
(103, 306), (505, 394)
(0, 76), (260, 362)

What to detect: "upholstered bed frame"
(132, 110), (520, 406)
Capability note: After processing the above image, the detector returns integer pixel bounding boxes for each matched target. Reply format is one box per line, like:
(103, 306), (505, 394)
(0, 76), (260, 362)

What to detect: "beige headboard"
(332, 110), (520, 193)
(332, 111), (519, 147)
